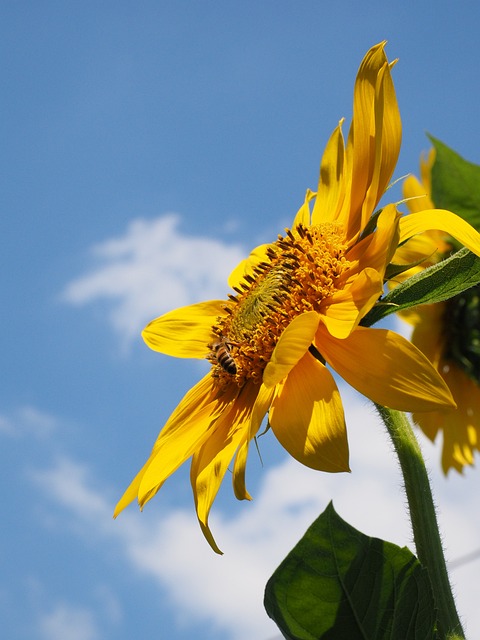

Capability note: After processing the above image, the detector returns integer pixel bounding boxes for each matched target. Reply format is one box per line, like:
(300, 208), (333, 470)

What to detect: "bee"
(210, 338), (238, 375)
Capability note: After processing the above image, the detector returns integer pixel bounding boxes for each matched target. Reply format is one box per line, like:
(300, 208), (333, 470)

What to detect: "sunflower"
(115, 43), (480, 552)
(394, 149), (480, 473)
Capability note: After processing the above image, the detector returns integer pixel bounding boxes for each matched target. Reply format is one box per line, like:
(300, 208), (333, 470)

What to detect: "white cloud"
(0, 406), (58, 440)
(29, 388), (480, 640)
(32, 456), (110, 523)
(62, 214), (247, 344)
(38, 603), (100, 640)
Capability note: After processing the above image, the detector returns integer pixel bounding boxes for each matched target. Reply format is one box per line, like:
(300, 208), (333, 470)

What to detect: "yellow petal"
(232, 383), (275, 500)
(113, 457), (152, 518)
(322, 267), (383, 338)
(292, 189), (316, 228)
(311, 121), (345, 225)
(135, 374), (238, 506)
(409, 303), (445, 369)
(191, 382), (260, 554)
(399, 209), (480, 257)
(343, 42), (401, 238)
(392, 232), (447, 267)
(413, 363), (480, 474)
(403, 174), (434, 212)
(360, 59), (401, 225)
(318, 325), (456, 412)
(263, 311), (320, 387)
(345, 44), (387, 224)
(419, 148), (435, 195)
(228, 243), (270, 289)
(345, 203), (400, 276)
(142, 300), (226, 358)
(269, 351), (349, 472)
(113, 373), (223, 517)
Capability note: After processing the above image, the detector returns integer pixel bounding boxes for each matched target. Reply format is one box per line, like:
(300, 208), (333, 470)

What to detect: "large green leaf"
(429, 135), (480, 231)
(264, 503), (436, 640)
(361, 247), (480, 327)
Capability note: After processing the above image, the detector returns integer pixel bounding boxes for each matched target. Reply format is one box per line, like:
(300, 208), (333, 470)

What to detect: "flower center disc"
(443, 284), (480, 382)
(208, 222), (350, 388)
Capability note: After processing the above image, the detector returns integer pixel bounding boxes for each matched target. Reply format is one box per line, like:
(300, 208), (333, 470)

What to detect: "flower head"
(115, 43), (480, 552)
(394, 149), (480, 473)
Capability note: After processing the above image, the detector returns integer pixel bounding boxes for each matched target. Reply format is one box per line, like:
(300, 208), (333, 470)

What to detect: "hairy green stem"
(375, 405), (464, 639)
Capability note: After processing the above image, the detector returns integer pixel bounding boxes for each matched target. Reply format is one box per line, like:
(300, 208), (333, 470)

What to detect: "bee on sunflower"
(393, 147), (480, 473)
(114, 43), (480, 552)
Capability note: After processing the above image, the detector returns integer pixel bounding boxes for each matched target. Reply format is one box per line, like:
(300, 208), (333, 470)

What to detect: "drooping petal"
(311, 121), (345, 225)
(232, 383), (275, 500)
(113, 372), (227, 516)
(399, 209), (480, 257)
(318, 325), (456, 412)
(414, 366), (480, 473)
(142, 300), (226, 358)
(321, 267), (383, 338)
(269, 351), (349, 472)
(263, 311), (320, 387)
(136, 376), (240, 506)
(190, 382), (260, 554)
(113, 457), (152, 518)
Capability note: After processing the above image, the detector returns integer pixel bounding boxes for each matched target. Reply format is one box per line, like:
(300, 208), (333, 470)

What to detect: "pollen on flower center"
(208, 222), (351, 388)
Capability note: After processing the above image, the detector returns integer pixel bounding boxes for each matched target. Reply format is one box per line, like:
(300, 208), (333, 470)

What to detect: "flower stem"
(375, 405), (464, 639)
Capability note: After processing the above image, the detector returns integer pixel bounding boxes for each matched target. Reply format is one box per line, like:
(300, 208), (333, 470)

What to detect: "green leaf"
(429, 135), (480, 231)
(361, 247), (480, 327)
(264, 502), (436, 640)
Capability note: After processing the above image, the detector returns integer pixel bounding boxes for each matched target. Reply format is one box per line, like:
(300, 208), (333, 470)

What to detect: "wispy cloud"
(29, 389), (480, 640)
(0, 406), (59, 440)
(38, 602), (100, 640)
(62, 214), (247, 344)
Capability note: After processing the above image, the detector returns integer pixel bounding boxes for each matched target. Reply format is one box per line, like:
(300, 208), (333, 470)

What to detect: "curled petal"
(142, 300), (226, 358)
(318, 325), (456, 412)
(269, 352), (349, 472)
(263, 311), (320, 387)
(399, 209), (480, 257)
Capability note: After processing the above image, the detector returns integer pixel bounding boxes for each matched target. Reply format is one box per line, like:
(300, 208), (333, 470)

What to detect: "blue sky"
(2, 2), (480, 639)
